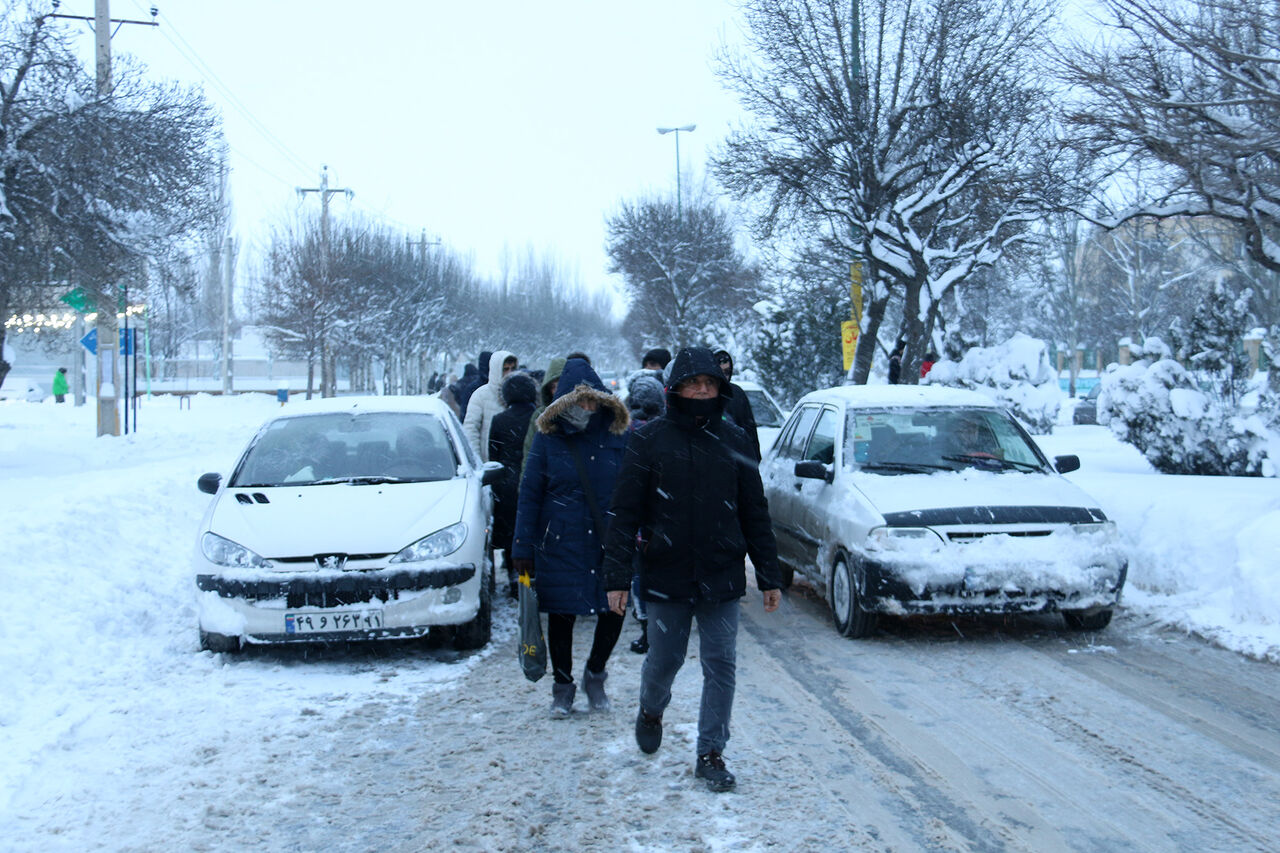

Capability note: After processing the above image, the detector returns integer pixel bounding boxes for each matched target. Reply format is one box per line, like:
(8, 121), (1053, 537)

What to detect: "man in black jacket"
(712, 348), (761, 462)
(604, 347), (782, 792)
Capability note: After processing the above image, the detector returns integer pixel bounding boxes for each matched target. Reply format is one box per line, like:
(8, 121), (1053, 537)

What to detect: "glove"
(513, 558), (535, 580)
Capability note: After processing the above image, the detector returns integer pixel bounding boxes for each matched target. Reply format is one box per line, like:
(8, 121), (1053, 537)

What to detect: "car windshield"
(844, 406), (1046, 474)
(744, 388), (785, 427)
(231, 412), (459, 487)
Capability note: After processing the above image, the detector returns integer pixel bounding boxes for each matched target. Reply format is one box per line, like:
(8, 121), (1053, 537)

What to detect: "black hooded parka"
(603, 347), (782, 604)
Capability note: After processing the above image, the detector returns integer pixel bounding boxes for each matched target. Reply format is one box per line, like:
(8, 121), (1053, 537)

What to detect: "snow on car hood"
(852, 468), (1103, 519)
(207, 478), (470, 559)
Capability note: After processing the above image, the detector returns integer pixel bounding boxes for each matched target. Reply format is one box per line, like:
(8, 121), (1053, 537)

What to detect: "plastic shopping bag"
(518, 573), (547, 682)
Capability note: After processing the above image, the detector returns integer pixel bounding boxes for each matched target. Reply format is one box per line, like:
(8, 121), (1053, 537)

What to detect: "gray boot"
(550, 681), (576, 718)
(582, 667), (611, 712)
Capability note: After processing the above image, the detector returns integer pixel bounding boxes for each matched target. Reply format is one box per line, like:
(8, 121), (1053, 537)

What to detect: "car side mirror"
(794, 460), (834, 483)
(1054, 455), (1080, 474)
(480, 461), (504, 487)
(197, 472), (222, 494)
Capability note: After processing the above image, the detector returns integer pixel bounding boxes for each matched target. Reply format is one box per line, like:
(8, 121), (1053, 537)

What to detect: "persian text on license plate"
(284, 609), (383, 634)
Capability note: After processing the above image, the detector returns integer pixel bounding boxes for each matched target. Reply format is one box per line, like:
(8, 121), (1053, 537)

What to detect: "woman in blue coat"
(512, 358), (631, 717)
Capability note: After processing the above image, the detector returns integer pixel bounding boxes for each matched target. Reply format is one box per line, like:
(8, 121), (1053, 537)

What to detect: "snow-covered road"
(3, 394), (1278, 851)
(8, 585), (1279, 851)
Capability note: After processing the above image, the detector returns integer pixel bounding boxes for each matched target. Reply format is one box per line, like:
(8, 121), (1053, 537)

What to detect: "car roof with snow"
(255, 395), (453, 425)
(798, 385), (998, 410)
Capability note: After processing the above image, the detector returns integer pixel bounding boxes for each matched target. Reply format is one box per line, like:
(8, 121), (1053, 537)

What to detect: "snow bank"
(1038, 422), (1280, 661)
(924, 333), (1062, 433)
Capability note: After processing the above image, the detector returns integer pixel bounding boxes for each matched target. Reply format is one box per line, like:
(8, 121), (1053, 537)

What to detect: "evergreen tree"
(1188, 277), (1254, 407)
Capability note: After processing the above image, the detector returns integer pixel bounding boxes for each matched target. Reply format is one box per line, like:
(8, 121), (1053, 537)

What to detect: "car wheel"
(1063, 607), (1113, 631)
(453, 572), (493, 650)
(830, 555), (876, 638)
(199, 629), (240, 653)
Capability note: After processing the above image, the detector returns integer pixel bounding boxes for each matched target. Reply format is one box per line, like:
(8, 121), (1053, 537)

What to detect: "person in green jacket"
(52, 367), (69, 403)
(521, 356), (566, 466)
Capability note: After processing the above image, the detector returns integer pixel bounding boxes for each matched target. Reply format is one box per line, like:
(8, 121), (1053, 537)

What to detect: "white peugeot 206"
(761, 385), (1127, 638)
(193, 396), (502, 652)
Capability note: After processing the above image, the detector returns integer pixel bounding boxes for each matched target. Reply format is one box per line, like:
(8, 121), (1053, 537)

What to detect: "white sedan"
(193, 396), (502, 652)
(761, 385), (1127, 637)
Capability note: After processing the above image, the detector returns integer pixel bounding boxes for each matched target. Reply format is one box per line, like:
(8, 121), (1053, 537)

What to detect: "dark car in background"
(1073, 384), (1101, 425)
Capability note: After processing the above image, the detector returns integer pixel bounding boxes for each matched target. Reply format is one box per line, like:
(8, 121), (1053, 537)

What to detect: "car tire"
(453, 572), (493, 650)
(1063, 607), (1113, 631)
(199, 629), (240, 653)
(830, 555), (876, 638)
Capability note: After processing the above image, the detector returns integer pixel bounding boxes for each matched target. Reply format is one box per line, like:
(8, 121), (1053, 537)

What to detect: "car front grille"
(946, 530), (1054, 543)
(197, 565), (476, 607)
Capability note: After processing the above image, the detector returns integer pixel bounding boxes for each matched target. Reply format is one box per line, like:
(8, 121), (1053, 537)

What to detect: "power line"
(129, 0), (314, 179)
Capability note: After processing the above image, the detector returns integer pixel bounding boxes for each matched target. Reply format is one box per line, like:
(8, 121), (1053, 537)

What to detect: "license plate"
(284, 609), (383, 634)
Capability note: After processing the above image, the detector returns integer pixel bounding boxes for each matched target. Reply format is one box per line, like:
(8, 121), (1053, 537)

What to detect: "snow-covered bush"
(1098, 340), (1277, 476)
(923, 333), (1061, 434)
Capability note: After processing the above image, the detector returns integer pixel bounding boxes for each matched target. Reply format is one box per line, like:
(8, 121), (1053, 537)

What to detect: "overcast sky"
(68, 0), (749, 290)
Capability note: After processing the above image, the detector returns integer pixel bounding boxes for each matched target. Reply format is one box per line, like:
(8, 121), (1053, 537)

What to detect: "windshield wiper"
(859, 460), (954, 473)
(311, 475), (410, 485)
(941, 454), (1044, 472)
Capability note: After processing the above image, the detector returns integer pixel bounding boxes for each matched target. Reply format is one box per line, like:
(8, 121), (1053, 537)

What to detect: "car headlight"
(866, 526), (945, 554)
(201, 532), (273, 569)
(390, 522), (469, 563)
(1069, 520), (1119, 543)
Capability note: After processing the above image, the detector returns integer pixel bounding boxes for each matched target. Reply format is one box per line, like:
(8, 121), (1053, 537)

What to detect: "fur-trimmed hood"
(536, 357), (630, 435)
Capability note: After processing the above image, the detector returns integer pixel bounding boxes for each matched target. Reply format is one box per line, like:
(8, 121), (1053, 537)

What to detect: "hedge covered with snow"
(922, 333), (1061, 434)
(1097, 341), (1279, 477)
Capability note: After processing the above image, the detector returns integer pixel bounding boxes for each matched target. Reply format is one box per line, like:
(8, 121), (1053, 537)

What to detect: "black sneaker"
(695, 751), (736, 792)
(635, 709), (662, 754)
(629, 635), (648, 654)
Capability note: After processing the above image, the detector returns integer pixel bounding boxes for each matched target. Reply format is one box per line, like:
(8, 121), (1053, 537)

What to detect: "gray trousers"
(639, 597), (739, 756)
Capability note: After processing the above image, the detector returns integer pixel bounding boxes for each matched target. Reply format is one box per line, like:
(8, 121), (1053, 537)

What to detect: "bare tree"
(0, 3), (221, 389)
(606, 191), (759, 352)
(715, 0), (1062, 383)
(1060, 0), (1280, 271)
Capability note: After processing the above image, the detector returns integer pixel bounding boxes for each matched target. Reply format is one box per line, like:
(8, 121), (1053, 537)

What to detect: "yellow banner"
(850, 262), (864, 324)
(841, 320), (859, 371)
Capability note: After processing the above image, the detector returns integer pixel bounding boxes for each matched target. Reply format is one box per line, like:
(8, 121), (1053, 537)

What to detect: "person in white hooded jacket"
(462, 349), (517, 461)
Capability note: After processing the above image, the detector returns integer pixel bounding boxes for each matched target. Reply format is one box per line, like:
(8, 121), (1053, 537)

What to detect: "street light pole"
(656, 124), (696, 219)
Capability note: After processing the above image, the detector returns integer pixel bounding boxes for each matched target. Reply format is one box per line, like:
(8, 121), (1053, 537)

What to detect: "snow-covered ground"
(0, 392), (1277, 848)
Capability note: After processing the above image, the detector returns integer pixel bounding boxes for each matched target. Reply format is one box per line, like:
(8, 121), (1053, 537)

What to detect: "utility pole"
(220, 236), (234, 394)
(52, 0), (159, 435)
(296, 165), (353, 397)
(406, 229), (440, 260)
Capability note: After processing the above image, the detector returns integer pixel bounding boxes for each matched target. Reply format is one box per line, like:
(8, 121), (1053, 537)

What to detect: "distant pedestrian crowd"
(436, 343), (782, 792)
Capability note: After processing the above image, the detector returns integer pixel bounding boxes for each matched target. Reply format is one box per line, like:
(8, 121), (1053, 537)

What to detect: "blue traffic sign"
(79, 328), (136, 356)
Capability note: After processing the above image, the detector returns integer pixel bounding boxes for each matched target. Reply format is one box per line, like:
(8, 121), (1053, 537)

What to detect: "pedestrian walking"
(441, 364), (477, 420)
(488, 370), (538, 598)
(888, 341), (905, 385)
(712, 349), (761, 462)
(459, 352), (492, 420)
(621, 369), (667, 655)
(603, 346), (782, 792)
(511, 357), (631, 717)
(52, 367), (69, 403)
(521, 356), (565, 465)
(920, 351), (938, 379)
(463, 349), (517, 460)
(641, 347), (671, 372)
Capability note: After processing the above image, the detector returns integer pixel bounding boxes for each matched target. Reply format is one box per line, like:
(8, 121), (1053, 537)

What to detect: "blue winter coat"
(512, 358), (631, 615)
